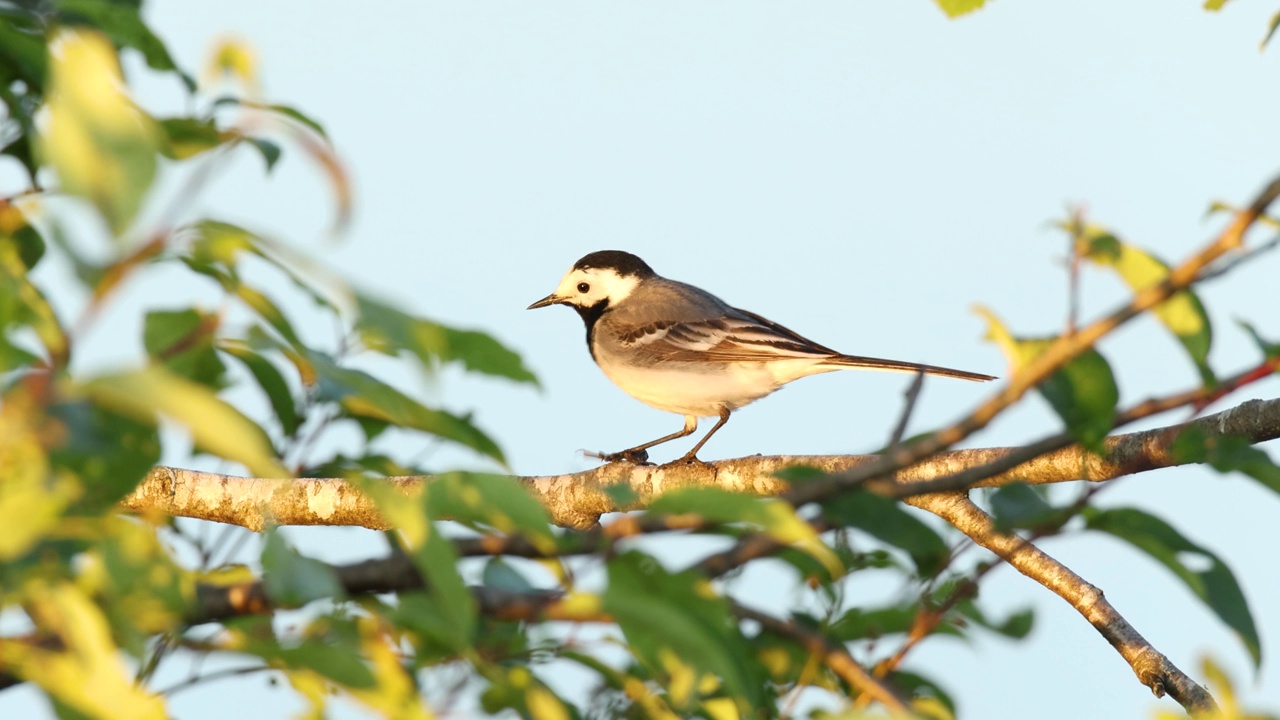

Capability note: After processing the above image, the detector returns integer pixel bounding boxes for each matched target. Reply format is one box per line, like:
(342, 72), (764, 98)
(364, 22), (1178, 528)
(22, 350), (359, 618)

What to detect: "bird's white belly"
(597, 359), (826, 417)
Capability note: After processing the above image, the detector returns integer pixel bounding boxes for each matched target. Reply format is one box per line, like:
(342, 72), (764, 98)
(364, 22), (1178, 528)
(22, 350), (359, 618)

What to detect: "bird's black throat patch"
(572, 250), (655, 278)
(574, 298), (610, 359)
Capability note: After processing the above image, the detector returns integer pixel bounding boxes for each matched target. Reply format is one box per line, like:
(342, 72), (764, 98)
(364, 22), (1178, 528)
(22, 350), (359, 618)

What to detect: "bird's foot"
(587, 448), (652, 465)
(669, 453), (712, 468)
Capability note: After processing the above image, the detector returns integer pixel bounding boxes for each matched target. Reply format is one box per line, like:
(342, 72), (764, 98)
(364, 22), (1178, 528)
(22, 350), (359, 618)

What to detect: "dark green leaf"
(831, 605), (919, 641)
(143, 309), (227, 387)
(54, 0), (190, 83)
(357, 294), (538, 386)
(218, 341), (302, 436)
(407, 527), (476, 650)
(1172, 426), (1280, 497)
(308, 351), (505, 463)
(49, 399), (160, 512)
(0, 22), (49, 87)
(482, 558), (535, 593)
(2, 215), (46, 270)
(1085, 507), (1260, 666)
(822, 490), (949, 575)
(276, 643), (375, 689)
(260, 530), (345, 607)
(988, 483), (1074, 533)
(954, 599), (1035, 639)
(1238, 320), (1280, 359)
(604, 551), (762, 710)
(246, 138), (282, 173)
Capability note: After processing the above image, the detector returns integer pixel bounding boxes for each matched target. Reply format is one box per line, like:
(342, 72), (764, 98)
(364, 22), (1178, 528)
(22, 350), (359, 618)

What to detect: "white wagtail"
(528, 251), (995, 464)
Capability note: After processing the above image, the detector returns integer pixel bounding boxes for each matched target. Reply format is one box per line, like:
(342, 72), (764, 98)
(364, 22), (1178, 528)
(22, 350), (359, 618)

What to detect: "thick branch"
(120, 397), (1280, 531)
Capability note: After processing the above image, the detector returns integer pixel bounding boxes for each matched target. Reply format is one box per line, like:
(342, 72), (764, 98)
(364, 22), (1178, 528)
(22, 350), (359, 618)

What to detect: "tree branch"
(906, 492), (1218, 713)
(120, 396), (1280, 531)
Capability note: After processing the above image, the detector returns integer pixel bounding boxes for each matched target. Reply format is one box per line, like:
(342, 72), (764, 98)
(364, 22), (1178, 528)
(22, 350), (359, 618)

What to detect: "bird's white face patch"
(551, 266), (640, 309)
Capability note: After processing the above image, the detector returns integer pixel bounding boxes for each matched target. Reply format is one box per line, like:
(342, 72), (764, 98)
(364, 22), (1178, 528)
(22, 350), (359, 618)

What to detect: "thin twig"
(887, 371), (925, 447)
(729, 600), (910, 715)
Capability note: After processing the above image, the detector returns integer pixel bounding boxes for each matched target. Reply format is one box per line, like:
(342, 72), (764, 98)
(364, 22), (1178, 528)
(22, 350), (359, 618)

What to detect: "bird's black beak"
(527, 294), (563, 310)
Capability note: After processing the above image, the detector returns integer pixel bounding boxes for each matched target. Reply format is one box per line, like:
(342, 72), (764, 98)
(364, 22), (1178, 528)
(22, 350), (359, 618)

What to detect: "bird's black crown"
(572, 250), (655, 278)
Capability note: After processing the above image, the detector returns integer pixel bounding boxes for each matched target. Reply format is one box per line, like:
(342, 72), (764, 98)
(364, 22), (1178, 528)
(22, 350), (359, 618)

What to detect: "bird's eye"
(577, 282), (590, 293)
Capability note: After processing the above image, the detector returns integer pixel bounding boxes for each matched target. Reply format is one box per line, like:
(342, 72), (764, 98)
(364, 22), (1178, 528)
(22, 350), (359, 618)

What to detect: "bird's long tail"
(825, 354), (996, 382)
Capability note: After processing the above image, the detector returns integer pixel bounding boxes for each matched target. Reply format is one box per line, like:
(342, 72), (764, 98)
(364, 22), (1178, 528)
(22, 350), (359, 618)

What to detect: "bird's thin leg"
(597, 415), (698, 464)
(673, 407), (731, 464)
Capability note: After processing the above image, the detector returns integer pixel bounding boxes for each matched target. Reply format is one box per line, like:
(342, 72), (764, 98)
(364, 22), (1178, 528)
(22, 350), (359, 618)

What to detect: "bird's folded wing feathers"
(614, 309), (838, 363)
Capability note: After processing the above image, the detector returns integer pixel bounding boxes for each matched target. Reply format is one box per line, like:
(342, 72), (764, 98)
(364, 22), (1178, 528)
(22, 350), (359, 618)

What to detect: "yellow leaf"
(203, 36), (261, 97)
(3, 581), (166, 719)
(0, 394), (78, 560)
(526, 686), (570, 720)
(39, 29), (159, 235)
(345, 618), (435, 720)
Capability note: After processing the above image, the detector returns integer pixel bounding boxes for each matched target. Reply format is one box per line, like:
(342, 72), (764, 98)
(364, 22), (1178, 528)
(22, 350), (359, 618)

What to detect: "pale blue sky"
(7, 1), (1280, 718)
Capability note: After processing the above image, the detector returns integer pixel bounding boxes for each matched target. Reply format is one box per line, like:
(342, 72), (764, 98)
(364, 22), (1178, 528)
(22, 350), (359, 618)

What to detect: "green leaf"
(482, 558), (535, 593)
(988, 483), (1074, 533)
(1264, 9), (1280, 50)
(884, 670), (957, 719)
(158, 117), (229, 160)
(1, 205), (46, 270)
(357, 293), (538, 386)
(1075, 228), (1215, 384)
(649, 487), (840, 576)
(38, 29), (160, 235)
(48, 399), (160, 512)
(143, 309), (227, 387)
(1172, 426), (1280, 497)
(246, 138), (282, 173)
(1084, 506), (1260, 666)
(54, 0), (191, 85)
(954, 599), (1034, 639)
(426, 472), (555, 550)
(406, 528), (476, 650)
(0, 234), (69, 366)
(1238, 320), (1280, 360)
(822, 490), (949, 575)
(831, 605), (919, 641)
(218, 340), (302, 437)
(978, 306), (1119, 449)
(933, 0), (988, 18)
(308, 351), (505, 463)
(604, 551), (763, 711)
(267, 103), (329, 139)
(261, 530), (345, 607)
(276, 643), (376, 689)
(79, 366), (288, 477)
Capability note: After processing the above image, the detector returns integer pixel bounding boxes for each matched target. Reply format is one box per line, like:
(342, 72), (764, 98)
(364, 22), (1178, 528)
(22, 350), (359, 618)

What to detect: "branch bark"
(907, 492), (1217, 713)
(120, 396), (1280, 531)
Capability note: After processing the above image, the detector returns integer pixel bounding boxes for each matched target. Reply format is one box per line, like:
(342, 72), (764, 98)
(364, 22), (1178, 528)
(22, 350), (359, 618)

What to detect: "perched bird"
(528, 250), (994, 464)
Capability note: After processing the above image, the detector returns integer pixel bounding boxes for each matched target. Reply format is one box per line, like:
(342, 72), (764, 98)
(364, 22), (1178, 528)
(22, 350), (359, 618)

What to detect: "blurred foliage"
(0, 3), (1278, 720)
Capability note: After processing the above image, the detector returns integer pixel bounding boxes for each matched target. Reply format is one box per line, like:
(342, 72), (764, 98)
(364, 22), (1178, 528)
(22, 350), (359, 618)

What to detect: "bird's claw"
(588, 448), (652, 465)
(670, 454), (711, 468)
